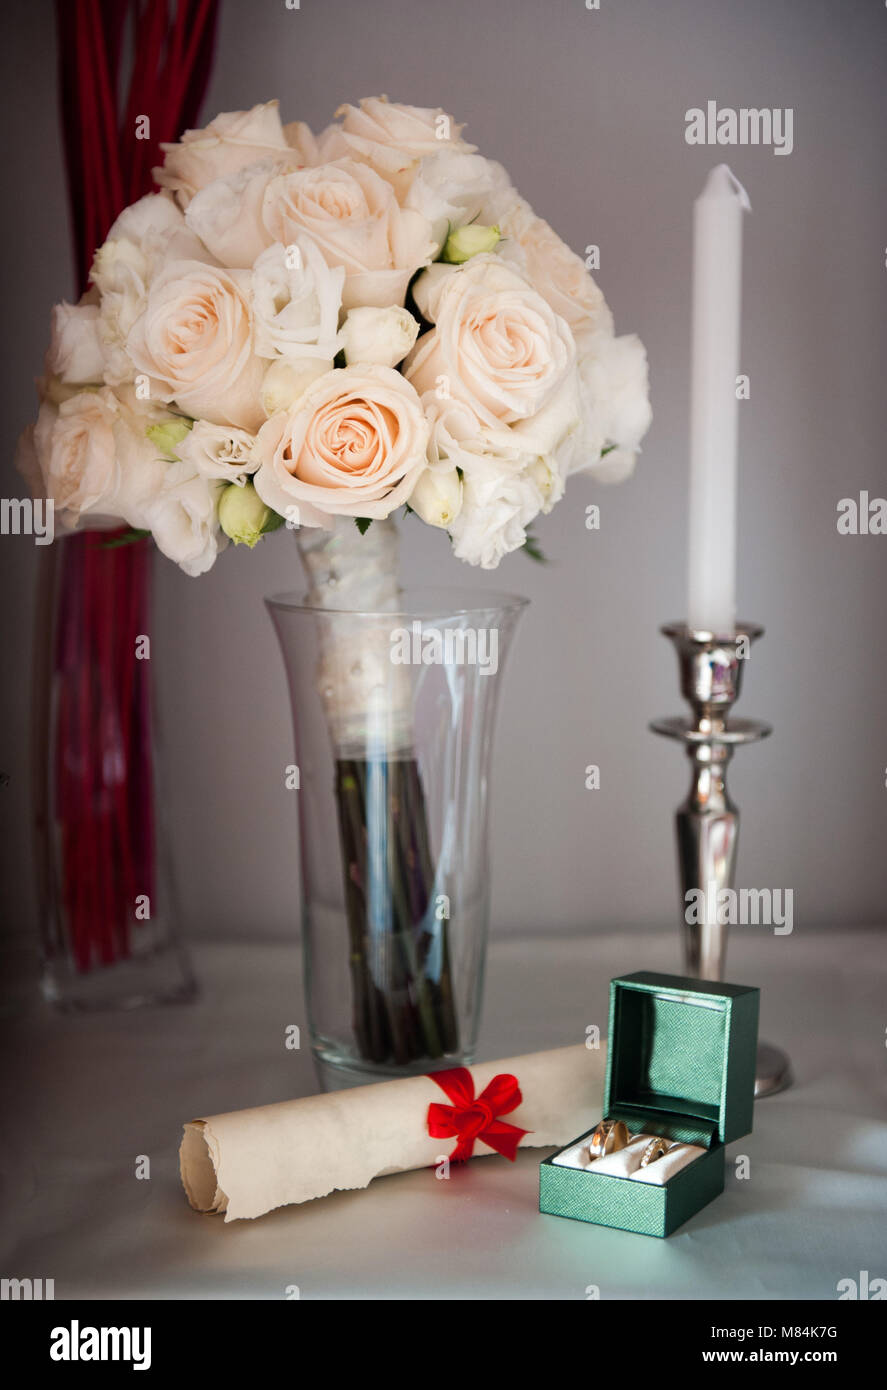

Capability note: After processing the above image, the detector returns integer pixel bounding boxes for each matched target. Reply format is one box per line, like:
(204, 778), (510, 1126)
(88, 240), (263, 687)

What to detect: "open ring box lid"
(539, 971), (760, 1237)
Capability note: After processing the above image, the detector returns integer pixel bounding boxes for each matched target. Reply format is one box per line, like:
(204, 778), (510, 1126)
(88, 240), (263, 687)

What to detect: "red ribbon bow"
(427, 1068), (529, 1162)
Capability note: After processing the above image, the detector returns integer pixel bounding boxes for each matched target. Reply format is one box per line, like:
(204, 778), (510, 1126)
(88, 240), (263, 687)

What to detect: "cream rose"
(260, 358), (331, 416)
(26, 386), (223, 575)
(125, 260), (265, 430)
(405, 257), (576, 430)
(184, 157), (292, 268)
(91, 193), (206, 384)
(341, 305), (419, 368)
(154, 101), (292, 207)
(499, 199), (613, 338)
(45, 300), (105, 385)
(253, 365), (429, 526)
(283, 120), (349, 165)
(261, 159), (436, 309)
(336, 97), (473, 196)
(423, 393), (528, 473)
(32, 389), (120, 528)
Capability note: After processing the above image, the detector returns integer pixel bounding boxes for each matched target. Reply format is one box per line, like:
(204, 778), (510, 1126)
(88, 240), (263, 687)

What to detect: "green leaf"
(521, 529), (548, 563)
(333, 349), (347, 369)
(354, 517), (373, 535)
(600, 443), (616, 457)
(98, 528), (151, 550)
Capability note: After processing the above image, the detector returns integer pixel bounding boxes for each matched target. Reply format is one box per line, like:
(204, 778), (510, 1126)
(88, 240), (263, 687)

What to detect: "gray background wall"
(2, 0), (885, 949)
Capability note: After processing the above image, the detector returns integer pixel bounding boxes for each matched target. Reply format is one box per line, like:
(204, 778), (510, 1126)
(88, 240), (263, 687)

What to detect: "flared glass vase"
(267, 585), (527, 1088)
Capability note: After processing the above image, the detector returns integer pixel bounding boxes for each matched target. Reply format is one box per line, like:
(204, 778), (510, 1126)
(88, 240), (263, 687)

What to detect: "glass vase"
(37, 533), (196, 1011)
(267, 585), (528, 1088)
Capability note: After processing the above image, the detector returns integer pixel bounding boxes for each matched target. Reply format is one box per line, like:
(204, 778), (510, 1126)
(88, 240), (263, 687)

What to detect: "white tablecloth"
(2, 929), (885, 1299)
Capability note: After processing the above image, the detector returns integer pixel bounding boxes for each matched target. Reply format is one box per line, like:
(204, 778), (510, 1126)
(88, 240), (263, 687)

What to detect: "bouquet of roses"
(20, 95), (650, 574)
(21, 96), (650, 1068)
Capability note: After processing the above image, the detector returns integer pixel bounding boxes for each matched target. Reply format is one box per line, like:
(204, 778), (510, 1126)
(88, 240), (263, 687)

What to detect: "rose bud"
(440, 223), (500, 264)
(408, 466), (463, 529)
(218, 479), (284, 547)
(341, 305), (420, 369)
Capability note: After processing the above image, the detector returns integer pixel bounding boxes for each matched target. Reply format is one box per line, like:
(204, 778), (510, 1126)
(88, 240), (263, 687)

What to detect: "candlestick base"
(754, 1041), (794, 1099)
(651, 622), (792, 1100)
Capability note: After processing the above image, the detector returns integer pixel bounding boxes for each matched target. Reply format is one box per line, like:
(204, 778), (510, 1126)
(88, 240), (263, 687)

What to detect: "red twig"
(50, 0), (220, 975)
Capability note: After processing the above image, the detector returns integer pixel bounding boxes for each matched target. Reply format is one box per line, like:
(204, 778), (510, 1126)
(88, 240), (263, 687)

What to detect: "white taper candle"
(687, 164), (750, 635)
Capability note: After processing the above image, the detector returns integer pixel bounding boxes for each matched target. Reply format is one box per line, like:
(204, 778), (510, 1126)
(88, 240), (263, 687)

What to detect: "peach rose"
(336, 97), (473, 196)
(405, 257), (576, 429)
(46, 300), (105, 385)
(283, 120), (350, 165)
(32, 388), (120, 527)
(253, 365), (429, 525)
(153, 101), (292, 207)
(261, 159), (436, 309)
(125, 260), (265, 431)
(500, 199), (613, 337)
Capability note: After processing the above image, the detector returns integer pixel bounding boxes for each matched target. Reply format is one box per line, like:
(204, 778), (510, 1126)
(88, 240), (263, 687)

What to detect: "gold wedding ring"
(639, 1136), (671, 1168)
(587, 1120), (630, 1161)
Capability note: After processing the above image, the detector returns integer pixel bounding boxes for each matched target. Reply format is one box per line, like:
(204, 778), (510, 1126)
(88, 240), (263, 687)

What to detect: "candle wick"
(709, 163), (752, 213)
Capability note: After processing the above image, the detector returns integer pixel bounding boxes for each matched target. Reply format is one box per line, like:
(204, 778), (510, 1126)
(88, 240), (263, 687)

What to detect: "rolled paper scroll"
(180, 1044), (604, 1222)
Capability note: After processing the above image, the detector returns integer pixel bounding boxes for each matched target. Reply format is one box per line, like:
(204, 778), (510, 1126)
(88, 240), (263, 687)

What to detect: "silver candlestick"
(650, 622), (792, 1098)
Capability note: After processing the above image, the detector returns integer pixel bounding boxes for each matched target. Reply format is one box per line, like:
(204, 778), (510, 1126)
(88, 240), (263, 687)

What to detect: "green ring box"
(539, 971), (760, 1237)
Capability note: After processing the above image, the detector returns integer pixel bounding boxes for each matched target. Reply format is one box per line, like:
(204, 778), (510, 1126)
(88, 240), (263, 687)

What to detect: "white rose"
(341, 305), (419, 368)
(405, 151), (518, 250)
(260, 358), (332, 417)
(450, 457), (550, 569)
(584, 332), (652, 452)
(175, 420), (258, 486)
(251, 238), (343, 362)
(45, 301), (105, 385)
(184, 157), (292, 267)
(335, 96), (474, 195)
(113, 397), (226, 575)
(253, 364), (429, 526)
(584, 446), (638, 484)
(418, 394), (559, 566)
(153, 101), (292, 207)
(261, 159), (436, 309)
(405, 257), (576, 429)
(125, 260), (265, 430)
(90, 193), (206, 383)
(408, 466), (463, 529)
(138, 459), (225, 577)
(567, 331), (652, 479)
(409, 261), (457, 321)
(499, 199), (613, 338)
